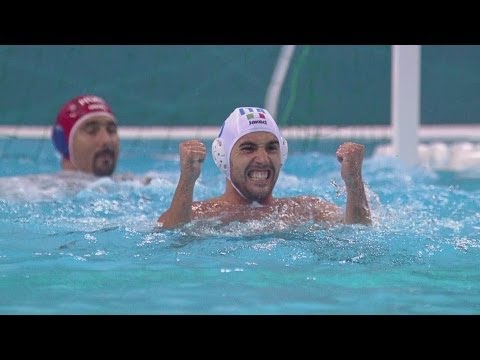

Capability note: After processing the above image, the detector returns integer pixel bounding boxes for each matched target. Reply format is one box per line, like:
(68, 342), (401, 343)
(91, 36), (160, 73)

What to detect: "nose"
(254, 147), (270, 164)
(97, 125), (114, 144)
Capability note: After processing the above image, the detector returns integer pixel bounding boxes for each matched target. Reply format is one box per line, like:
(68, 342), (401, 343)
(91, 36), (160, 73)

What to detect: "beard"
(93, 148), (117, 176)
(230, 176), (275, 203)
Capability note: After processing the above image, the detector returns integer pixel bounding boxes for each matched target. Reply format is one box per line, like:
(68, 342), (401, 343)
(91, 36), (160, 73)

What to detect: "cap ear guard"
(52, 125), (69, 158)
(212, 137), (228, 175)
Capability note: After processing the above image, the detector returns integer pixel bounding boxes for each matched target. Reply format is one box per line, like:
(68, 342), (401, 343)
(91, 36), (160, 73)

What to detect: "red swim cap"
(52, 94), (116, 159)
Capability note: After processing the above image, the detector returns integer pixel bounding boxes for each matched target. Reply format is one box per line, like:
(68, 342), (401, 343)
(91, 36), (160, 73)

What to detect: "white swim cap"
(212, 107), (288, 179)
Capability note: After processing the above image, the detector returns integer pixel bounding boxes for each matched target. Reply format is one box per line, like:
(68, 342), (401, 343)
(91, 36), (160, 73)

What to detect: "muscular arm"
(157, 140), (206, 229)
(336, 142), (371, 225)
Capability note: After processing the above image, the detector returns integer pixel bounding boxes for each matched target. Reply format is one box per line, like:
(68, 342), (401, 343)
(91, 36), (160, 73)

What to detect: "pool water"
(0, 138), (479, 314)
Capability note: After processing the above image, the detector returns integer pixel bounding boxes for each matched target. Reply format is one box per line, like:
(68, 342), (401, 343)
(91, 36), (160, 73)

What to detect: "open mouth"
(248, 170), (270, 180)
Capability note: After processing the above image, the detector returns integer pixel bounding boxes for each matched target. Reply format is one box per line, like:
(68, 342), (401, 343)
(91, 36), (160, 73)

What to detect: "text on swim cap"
(78, 96), (105, 107)
(249, 120), (267, 125)
(88, 104), (109, 111)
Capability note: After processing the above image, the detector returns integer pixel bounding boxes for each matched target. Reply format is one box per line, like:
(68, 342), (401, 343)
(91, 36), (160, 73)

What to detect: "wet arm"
(158, 175), (196, 228)
(157, 140), (206, 229)
(337, 142), (371, 225)
(344, 178), (371, 225)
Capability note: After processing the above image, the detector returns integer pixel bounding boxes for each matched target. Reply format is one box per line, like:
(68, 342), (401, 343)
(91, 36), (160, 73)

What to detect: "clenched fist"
(179, 140), (206, 183)
(336, 142), (364, 186)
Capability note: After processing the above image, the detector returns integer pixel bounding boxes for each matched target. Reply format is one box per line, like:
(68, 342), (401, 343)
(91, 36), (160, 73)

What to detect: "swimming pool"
(0, 137), (479, 314)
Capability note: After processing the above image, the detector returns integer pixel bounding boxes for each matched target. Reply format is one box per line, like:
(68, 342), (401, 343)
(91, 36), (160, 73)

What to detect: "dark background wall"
(0, 45), (478, 127)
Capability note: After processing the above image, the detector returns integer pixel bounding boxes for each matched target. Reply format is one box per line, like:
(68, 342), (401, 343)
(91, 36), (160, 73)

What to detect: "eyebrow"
(83, 119), (115, 126)
(238, 140), (279, 147)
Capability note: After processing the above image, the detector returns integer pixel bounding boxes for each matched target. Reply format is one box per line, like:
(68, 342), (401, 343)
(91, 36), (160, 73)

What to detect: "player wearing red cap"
(52, 94), (119, 176)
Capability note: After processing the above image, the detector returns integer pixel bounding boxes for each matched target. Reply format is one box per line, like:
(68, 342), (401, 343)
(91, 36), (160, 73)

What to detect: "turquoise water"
(0, 138), (479, 314)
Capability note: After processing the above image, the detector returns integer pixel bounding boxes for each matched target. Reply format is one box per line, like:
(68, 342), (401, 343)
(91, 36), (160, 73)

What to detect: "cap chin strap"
(229, 178), (248, 200)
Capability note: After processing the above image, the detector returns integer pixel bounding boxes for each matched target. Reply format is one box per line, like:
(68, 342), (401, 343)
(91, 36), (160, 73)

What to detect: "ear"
(212, 137), (228, 175)
(52, 125), (69, 157)
(280, 137), (288, 166)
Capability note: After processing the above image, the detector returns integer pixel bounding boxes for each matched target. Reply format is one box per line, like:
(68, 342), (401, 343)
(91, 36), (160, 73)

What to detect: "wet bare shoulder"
(191, 197), (238, 219)
(276, 196), (343, 223)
